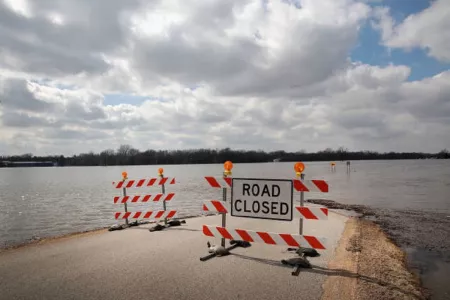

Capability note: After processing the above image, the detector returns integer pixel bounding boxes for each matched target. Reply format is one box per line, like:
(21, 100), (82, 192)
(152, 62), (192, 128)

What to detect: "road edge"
(320, 216), (428, 300)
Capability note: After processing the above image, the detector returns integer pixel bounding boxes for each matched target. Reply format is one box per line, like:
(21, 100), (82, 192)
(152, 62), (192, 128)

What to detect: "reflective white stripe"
(203, 225), (327, 249)
(115, 210), (177, 219)
(294, 207), (328, 220)
(202, 200), (229, 213)
(302, 180), (321, 192)
(205, 176), (232, 188)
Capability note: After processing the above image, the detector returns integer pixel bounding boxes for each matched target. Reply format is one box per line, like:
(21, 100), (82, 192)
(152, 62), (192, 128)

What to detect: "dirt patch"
(355, 219), (427, 300)
(0, 216), (195, 253)
(321, 217), (359, 300)
(307, 199), (376, 217)
(310, 199), (450, 299)
(321, 217), (427, 300)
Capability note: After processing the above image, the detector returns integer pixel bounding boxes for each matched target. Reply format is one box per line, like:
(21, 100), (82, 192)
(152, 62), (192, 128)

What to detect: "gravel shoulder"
(322, 217), (426, 300)
(309, 198), (450, 300)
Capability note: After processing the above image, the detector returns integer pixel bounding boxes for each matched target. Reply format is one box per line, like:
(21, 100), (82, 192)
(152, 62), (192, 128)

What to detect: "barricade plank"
(114, 210), (177, 220)
(202, 225), (327, 250)
(294, 206), (328, 220)
(202, 200), (229, 213)
(292, 179), (329, 193)
(113, 193), (175, 203)
(204, 176), (232, 188)
(113, 177), (176, 189)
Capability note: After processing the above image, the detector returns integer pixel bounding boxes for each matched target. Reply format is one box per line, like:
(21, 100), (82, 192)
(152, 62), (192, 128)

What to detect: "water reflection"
(0, 159), (449, 247)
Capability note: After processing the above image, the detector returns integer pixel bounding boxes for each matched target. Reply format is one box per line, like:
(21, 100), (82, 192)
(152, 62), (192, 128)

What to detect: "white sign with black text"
(231, 178), (293, 221)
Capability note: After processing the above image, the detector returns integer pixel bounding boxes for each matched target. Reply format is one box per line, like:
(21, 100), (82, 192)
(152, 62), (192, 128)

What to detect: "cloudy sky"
(0, 0), (449, 156)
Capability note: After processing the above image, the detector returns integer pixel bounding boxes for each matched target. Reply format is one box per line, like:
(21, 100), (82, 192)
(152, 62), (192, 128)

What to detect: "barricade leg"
(281, 254), (312, 276)
(200, 240), (251, 262)
(292, 265), (301, 276)
(289, 173), (317, 257)
(122, 187), (129, 226)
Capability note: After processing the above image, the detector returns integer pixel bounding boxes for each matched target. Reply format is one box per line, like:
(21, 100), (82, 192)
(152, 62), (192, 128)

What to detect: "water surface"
(1, 160), (449, 247)
(1, 159), (449, 299)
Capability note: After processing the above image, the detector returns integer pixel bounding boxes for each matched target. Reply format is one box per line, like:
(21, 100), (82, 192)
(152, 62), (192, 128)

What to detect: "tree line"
(0, 145), (449, 167)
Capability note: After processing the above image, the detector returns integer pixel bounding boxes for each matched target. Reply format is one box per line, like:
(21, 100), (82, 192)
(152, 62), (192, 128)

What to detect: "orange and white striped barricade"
(151, 167), (186, 231)
(287, 163), (330, 275)
(200, 164), (330, 276)
(292, 175), (329, 234)
(202, 175), (232, 248)
(110, 171), (177, 230)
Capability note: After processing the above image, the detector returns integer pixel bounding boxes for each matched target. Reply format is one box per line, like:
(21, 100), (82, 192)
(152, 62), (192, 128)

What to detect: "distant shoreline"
(0, 157), (448, 169)
(1, 146), (449, 167)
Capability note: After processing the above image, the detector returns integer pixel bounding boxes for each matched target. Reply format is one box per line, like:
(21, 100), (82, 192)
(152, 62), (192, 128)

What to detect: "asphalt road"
(0, 211), (348, 300)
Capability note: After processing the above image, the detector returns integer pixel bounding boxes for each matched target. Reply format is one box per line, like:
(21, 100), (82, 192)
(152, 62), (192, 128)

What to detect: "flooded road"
(1, 159), (449, 299)
(308, 199), (450, 300)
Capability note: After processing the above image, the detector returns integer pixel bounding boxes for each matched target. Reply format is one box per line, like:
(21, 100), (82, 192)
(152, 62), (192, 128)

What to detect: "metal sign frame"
(230, 177), (294, 222)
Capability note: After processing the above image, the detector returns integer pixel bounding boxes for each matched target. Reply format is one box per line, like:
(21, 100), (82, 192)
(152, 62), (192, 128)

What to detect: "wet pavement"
(0, 212), (348, 300)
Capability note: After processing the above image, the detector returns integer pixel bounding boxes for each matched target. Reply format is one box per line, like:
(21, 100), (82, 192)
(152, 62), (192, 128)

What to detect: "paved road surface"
(0, 211), (348, 300)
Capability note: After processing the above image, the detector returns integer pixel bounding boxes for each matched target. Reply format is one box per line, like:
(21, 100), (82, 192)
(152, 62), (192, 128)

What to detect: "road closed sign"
(231, 178), (293, 221)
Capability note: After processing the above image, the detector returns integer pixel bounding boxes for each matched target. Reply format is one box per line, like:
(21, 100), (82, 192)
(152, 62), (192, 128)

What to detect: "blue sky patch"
(351, 0), (449, 81)
(104, 93), (150, 106)
(381, 0), (434, 23)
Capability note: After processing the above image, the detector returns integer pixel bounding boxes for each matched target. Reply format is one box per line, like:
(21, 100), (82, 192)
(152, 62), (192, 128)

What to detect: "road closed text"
(233, 199), (289, 215)
(231, 179), (293, 221)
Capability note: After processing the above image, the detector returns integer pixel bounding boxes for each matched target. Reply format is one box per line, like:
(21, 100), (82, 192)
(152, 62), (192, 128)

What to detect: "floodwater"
(1, 159), (449, 298)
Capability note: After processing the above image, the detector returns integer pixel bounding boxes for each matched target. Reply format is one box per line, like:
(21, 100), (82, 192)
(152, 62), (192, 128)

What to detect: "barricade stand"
(159, 168), (168, 226)
(200, 162), (330, 276)
(148, 167), (187, 232)
(288, 162), (329, 275)
(109, 171), (178, 231)
(200, 161), (249, 261)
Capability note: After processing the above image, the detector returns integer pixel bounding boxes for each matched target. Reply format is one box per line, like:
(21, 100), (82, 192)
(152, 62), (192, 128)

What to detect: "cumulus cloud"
(0, 0), (449, 156)
(130, 0), (371, 97)
(0, 0), (144, 77)
(372, 0), (450, 62)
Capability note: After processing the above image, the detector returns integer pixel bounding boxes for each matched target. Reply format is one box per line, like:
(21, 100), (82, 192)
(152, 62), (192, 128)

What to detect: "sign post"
(200, 163), (329, 276)
(294, 162), (305, 236)
(221, 161), (233, 247)
(293, 162), (306, 275)
(158, 168), (168, 226)
(122, 172), (129, 226)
